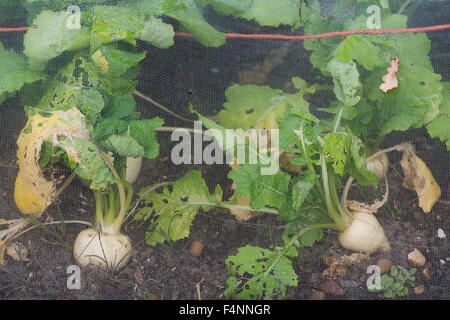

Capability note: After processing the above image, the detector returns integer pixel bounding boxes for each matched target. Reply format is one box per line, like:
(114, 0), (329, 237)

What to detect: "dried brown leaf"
(399, 144), (441, 213)
(380, 57), (399, 93)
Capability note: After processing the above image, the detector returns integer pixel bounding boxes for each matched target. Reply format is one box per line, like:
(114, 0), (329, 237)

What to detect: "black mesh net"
(0, 0), (449, 300)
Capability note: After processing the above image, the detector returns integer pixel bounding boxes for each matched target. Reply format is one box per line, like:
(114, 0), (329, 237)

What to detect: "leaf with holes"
(136, 170), (222, 245)
(217, 77), (315, 131)
(225, 245), (298, 299)
(228, 163), (290, 210)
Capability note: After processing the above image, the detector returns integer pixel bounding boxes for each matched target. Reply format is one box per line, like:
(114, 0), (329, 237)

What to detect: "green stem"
(98, 151), (127, 235)
(94, 192), (104, 225)
(122, 181), (134, 212)
(103, 188), (117, 227)
(332, 105), (345, 133)
(298, 122), (325, 200)
(221, 203), (278, 215)
(328, 171), (351, 220)
(313, 83), (333, 91)
(259, 222), (339, 291)
(320, 154), (348, 231)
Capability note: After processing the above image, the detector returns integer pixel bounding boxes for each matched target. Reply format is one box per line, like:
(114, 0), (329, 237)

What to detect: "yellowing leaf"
(228, 183), (258, 221)
(14, 107), (90, 215)
(399, 144), (441, 213)
(92, 49), (109, 74)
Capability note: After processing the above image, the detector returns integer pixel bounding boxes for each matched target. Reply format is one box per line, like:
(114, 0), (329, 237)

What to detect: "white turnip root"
(124, 156), (142, 184)
(73, 228), (132, 271)
(338, 211), (390, 254)
(366, 152), (389, 179)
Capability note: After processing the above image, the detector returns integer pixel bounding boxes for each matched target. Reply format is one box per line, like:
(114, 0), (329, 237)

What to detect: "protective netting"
(0, 0), (449, 300)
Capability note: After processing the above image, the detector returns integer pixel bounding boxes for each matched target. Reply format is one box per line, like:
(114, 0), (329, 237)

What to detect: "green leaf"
(383, 289), (395, 299)
(24, 10), (80, 70)
(228, 164), (290, 210)
(96, 43), (146, 77)
(302, 1), (341, 72)
(129, 118), (164, 159)
(166, 0), (226, 47)
(391, 265), (398, 277)
(327, 57), (362, 106)
(204, 0), (300, 28)
(57, 136), (117, 190)
(319, 101), (358, 121)
(77, 88), (104, 126)
(92, 118), (128, 143)
(217, 78), (315, 131)
(347, 135), (378, 187)
(323, 132), (351, 176)
(101, 94), (137, 119)
(427, 83), (450, 150)
(138, 17), (174, 48)
(100, 134), (145, 158)
(91, 6), (145, 46)
(333, 36), (385, 71)
(0, 43), (45, 100)
(225, 245), (298, 299)
(292, 171), (316, 209)
(136, 170), (222, 245)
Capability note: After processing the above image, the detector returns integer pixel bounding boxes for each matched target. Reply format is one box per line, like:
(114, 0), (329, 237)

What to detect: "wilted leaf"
(15, 108), (90, 215)
(399, 143), (441, 213)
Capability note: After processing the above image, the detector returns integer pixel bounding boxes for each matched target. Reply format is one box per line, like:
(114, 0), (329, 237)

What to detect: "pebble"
(408, 248), (426, 267)
(376, 258), (393, 274)
(189, 240), (204, 257)
(414, 285), (425, 295)
(319, 280), (344, 296)
(437, 228), (446, 239)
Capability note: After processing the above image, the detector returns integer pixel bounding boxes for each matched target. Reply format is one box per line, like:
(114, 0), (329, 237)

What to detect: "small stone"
(423, 268), (431, 279)
(414, 285), (425, 295)
(319, 280), (344, 296)
(408, 248), (426, 267)
(310, 290), (326, 300)
(437, 228), (446, 239)
(189, 240), (204, 257)
(376, 258), (393, 274)
(339, 280), (358, 288)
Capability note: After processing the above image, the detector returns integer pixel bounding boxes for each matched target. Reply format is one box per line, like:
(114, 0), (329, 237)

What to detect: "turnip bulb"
(73, 228), (132, 271)
(366, 153), (389, 179)
(338, 211), (390, 254)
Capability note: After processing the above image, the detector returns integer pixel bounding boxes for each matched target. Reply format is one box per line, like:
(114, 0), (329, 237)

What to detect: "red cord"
(1, 24), (449, 39)
(0, 25), (37, 32)
(175, 24), (450, 40)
